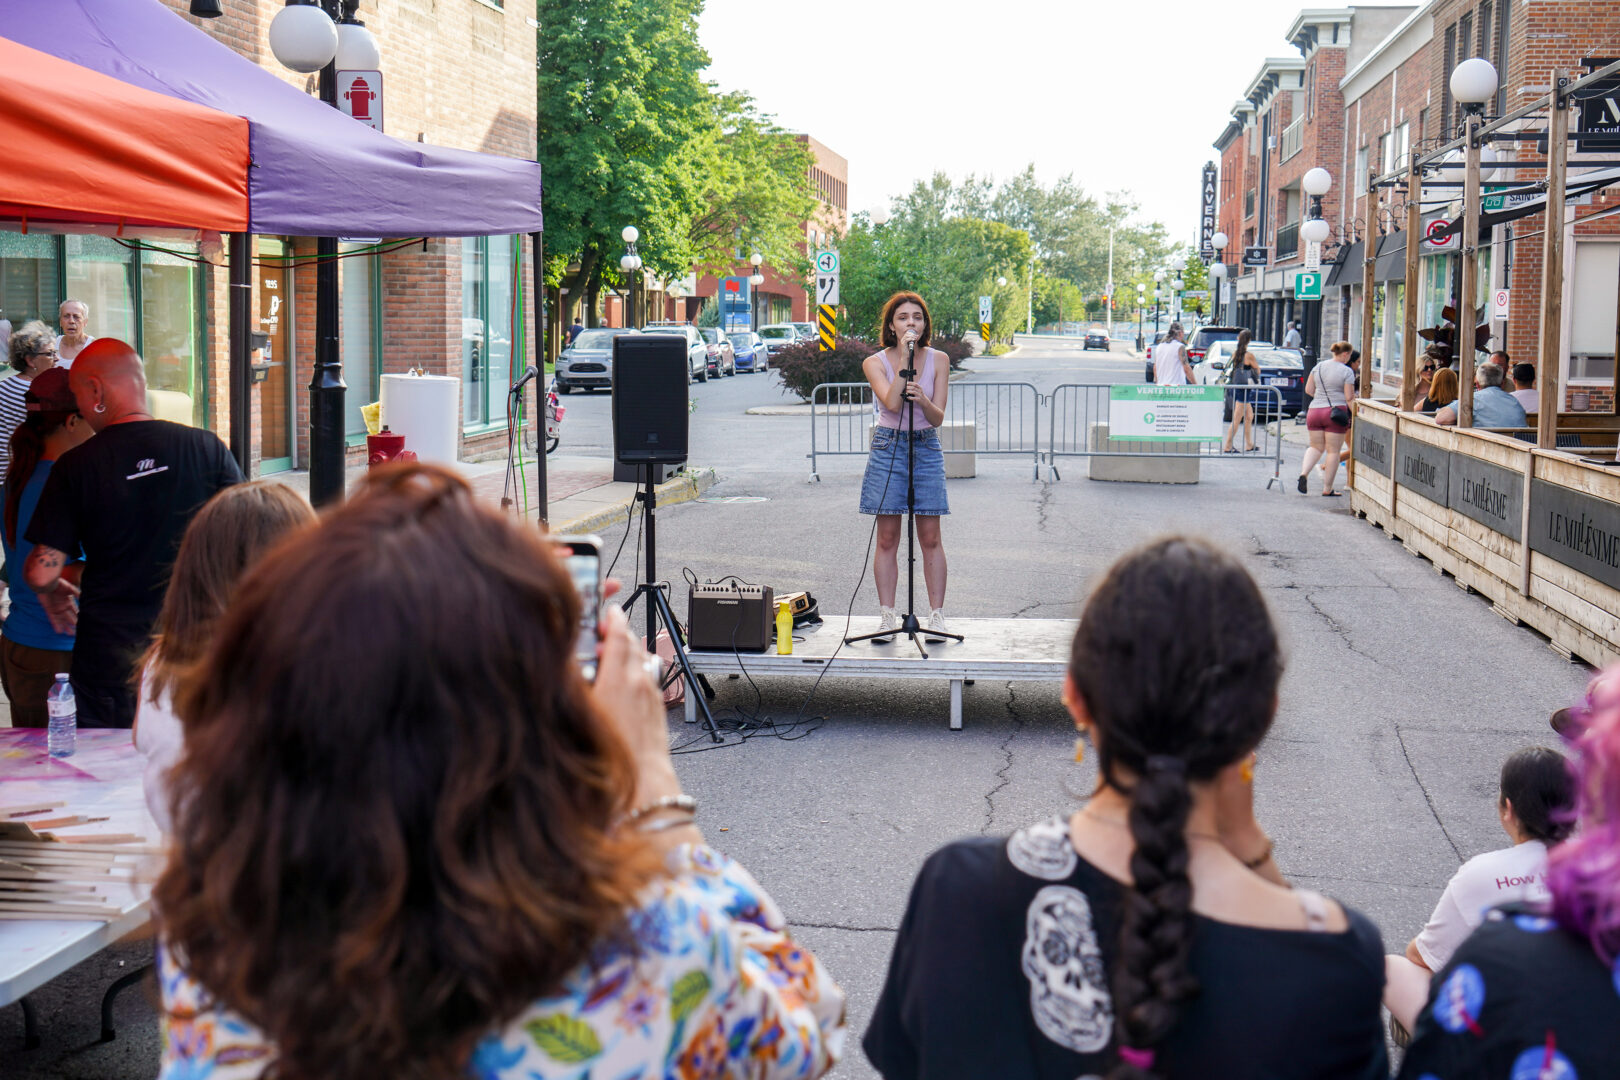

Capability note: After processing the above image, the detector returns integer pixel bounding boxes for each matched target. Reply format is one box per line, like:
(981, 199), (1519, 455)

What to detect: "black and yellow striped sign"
(819, 304), (836, 351)
(980, 322), (990, 342)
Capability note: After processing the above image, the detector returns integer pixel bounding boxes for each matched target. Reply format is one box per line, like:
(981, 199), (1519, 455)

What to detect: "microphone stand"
(846, 337), (963, 658)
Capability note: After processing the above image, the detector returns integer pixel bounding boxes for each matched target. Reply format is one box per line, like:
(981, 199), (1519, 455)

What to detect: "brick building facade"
(0, 0), (540, 476)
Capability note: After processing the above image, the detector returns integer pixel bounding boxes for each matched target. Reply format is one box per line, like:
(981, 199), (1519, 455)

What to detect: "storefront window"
(63, 234), (136, 344)
(1370, 284), (1385, 371)
(1570, 241), (1618, 383)
(1423, 255), (1454, 333)
(141, 242), (199, 424)
(460, 236), (515, 430)
(0, 231), (60, 327)
(341, 243), (378, 439)
(1386, 282), (1404, 378)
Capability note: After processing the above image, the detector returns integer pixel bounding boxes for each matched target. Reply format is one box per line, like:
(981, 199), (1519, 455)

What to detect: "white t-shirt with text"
(1412, 839), (1550, 971)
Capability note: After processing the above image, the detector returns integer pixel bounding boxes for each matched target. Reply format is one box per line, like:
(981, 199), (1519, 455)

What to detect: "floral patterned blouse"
(158, 844), (846, 1079)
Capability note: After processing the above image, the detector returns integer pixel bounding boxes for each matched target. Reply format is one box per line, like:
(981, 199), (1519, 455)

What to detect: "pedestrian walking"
(1151, 322), (1194, 386)
(133, 481), (315, 833)
(865, 537), (1388, 1080)
(567, 318), (585, 344)
(23, 339), (242, 727)
(0, 369), (91, 727)
(151, 463), (846, 1080)
(1298, 341), (1356, 496)
(861, 291), (951, 642)
(1397, 667), (1620, 1079)
(54, 299), (94, 368)
(1220, 329), (1259, 453)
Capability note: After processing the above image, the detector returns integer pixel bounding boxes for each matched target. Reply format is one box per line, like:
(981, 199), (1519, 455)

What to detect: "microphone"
(899, 331), (918, 400)
(509, 364), (540, 394)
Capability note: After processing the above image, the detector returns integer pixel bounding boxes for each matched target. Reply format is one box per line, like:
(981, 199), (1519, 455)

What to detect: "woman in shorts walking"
(1298, 341), (1357, 496)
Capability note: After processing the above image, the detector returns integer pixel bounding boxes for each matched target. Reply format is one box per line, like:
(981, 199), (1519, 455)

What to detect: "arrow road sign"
(816, 274), (839, 306)
(815, 251), (839, 275)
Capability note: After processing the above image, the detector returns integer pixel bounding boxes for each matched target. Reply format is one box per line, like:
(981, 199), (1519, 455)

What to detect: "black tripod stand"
(846, 341), (964, 659)
(621, 467), (720, 741)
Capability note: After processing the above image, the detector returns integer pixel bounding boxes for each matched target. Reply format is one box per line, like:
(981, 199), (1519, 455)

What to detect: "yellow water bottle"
(776, 600), (793, 655)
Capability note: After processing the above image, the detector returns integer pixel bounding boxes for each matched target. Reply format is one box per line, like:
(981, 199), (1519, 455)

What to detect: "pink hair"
(1545, 665), (1620, 964)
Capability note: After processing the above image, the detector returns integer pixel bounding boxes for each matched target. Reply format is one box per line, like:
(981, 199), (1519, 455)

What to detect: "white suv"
(639, 324), (710, 383)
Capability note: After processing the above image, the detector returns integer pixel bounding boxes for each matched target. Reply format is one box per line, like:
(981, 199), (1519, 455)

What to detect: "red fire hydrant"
(367, 426), (417, 469)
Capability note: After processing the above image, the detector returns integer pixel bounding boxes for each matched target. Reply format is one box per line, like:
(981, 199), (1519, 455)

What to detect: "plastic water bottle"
(46, 674), (76, 758)
(776, 600), (793, 655)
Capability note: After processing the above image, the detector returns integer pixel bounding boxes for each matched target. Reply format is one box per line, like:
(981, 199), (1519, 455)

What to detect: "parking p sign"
(1294, 271), (1322, 301)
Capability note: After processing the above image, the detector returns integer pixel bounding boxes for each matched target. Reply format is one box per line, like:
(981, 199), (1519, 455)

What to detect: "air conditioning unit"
(1267, 135), (1278, 150)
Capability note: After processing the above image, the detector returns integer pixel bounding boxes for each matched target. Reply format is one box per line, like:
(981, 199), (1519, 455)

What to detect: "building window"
(1394, 123), (1410, 171)
(1570, 241), (1619, 383)
(1418, 107), (1430, 144)
(1495, 0), (1511, 115)
(1355, 146), (1368, 185)
(0, 232), (60, 328)
(1378, 133), (1391, 177)
(341, 242), (378, 440)
(1442, 22), (1458, 136)
(141, 243), (201, 423)
(460, 236), (516, 430)
(64, 234), (136, 343)
(1307, 62), (1315, 120)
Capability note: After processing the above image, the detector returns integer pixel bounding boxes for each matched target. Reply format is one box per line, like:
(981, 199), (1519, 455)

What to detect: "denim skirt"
(860, 426), (949, 516)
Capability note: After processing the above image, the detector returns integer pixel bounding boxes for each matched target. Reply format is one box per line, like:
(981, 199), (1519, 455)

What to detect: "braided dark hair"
(1069, 537), (1282, 1079)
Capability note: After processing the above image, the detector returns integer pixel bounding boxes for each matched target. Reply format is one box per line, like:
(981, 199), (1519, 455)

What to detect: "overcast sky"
(699, 0), (1396, 239)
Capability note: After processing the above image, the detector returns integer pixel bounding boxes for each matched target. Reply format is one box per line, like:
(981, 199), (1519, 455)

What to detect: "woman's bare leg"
(873, 515), (901, 608)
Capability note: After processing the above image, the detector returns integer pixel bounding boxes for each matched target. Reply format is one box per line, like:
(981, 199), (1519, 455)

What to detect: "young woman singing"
(860, 292), (951, 642)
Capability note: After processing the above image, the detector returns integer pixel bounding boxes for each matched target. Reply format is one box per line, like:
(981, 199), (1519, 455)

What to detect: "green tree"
(536, 0), (711, 319)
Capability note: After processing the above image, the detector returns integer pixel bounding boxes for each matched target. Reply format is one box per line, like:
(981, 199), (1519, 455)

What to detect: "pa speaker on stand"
(610, 334), (718, 739)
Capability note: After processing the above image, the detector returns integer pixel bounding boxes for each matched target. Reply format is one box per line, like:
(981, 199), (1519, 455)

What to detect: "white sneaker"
(873, 607), (900, 643)
(924, 609), (950, 641)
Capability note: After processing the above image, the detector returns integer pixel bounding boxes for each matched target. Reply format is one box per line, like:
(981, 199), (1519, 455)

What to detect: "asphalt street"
(2, 334), (1593, 1078)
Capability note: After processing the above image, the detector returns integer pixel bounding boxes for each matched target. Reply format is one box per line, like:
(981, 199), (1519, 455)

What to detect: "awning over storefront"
(1430, 166), (1620, 240)
(4, 0), (542, 238)
(1371, 232), (1406, 284)
(0, 37), (249, 232)
(1324, 239), (1364, 288)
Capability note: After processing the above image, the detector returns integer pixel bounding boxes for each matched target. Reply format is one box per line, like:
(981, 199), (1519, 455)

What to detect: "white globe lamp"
(621, 225), (639, 244)
(1209, 262), (1228, 279)
(1302, 168), (1333, 197)
(334, 20), (381, 70)
(1451, 58), (1499, 108)
(1301, 217), (1331, 244)
(620, 254), (635, 272)
(1211, 231), (1229, 251)
(269, 3), (339, 73)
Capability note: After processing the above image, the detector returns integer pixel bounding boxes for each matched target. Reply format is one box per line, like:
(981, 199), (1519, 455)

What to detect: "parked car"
(1192, 339), (1276, 386)
(791, 321), (818, 341)
(1143, 331), (1169, 381)
(1083, 327), (1111, 351)
(1242, 347), (1307, 419)
(1186, 325), (1243, 369)
(699, 327), (736, 377)
(729, 330), (768, 372)
(554, 327), (637, 393)
(639, 324), (709, 383)
(758, 323), (802, 358)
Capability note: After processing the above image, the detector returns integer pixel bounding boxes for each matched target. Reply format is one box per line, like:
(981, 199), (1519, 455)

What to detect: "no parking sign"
(1493, 288), (1510, 320)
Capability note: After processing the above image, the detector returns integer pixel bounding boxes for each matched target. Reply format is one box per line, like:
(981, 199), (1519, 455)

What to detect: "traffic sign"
(1493, 288), (1511, 320)
(815, 251), (839, 275)
(816, 274), (839, 306)
(1304, 240), (1321, 271)
(979, 295), (992, 323)
(1294, 271), (1322, 301)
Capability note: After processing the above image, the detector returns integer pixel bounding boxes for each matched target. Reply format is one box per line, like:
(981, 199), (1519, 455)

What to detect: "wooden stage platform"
(681, 616), (1075, 730)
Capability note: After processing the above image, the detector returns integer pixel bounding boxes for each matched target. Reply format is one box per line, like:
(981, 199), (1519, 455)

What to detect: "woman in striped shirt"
(1, 321), (60, 484)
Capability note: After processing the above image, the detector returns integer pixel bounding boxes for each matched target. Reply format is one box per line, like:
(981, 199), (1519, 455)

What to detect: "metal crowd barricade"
(1045, 383), (1287, 487)
(808, 381), (1043, 481)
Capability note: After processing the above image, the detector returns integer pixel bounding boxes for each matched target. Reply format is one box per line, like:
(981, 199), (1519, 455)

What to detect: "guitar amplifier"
(688, 582), (775, 652)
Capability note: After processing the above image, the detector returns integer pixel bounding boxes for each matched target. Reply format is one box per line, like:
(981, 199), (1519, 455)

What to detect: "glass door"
(258, 240), (293, 471)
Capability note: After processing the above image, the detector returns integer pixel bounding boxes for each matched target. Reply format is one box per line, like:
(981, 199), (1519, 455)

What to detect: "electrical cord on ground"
(667, 390), (902, 753)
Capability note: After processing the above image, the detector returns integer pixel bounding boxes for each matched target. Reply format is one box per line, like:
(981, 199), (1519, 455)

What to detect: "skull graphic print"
(1021, 884), (1113, 1054)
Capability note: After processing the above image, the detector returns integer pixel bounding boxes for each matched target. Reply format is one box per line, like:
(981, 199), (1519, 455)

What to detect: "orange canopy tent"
(0, 36), (249, 233)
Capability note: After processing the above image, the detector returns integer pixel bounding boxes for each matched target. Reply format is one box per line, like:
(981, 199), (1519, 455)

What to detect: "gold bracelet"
(620, 794), (697, 828)
(1243, 840), (1274, 870)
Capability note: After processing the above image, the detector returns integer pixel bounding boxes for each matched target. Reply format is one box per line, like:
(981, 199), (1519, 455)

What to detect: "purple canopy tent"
(4, 0), (548, 514)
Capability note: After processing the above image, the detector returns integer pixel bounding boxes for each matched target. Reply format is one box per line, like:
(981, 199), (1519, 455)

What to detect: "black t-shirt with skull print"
(863, 816), (1388, 1080)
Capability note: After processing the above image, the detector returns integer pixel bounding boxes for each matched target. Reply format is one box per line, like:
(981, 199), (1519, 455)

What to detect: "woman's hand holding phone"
(587, 588), (688, 820)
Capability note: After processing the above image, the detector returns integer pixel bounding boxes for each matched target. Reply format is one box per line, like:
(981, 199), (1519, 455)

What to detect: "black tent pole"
(227, 231), (253, 476)
(532, 230), (548, 527)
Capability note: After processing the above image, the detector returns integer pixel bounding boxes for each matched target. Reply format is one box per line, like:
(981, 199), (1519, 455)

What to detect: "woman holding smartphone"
(861, 292), (951, 642)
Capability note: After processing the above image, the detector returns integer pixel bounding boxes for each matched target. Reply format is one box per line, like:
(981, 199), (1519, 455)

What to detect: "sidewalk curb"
(551, 467), (717, 534)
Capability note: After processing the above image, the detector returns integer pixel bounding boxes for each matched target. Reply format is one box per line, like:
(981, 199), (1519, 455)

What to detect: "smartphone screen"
(555, 535), (603, 682)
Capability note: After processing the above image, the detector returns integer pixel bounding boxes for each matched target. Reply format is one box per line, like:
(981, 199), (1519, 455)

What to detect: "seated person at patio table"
(1419, 368), (1459, 415)
(151, 463), (845, 1080)
(1510, 362), (1539, 414)
(1383, 746), (1575, 1039)
(1436, 361), (1528, 429)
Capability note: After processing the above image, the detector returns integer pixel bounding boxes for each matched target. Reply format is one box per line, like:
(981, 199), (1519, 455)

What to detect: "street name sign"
(1108, 386), (1224, 442)
(1294, 271), (1322, 301)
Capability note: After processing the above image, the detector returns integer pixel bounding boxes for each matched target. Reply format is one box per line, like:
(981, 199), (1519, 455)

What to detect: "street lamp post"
(268, 0), (378, 506)
(749, 252), (763, 333)
(1136, 283), (1146, 351)
(1153, 270), (1165, 339)
(1451, 57), (1499, 428)
(619, 225), (642, 328)
(1300, 167), (1333, 372)
(1209, 230), (1229, 324)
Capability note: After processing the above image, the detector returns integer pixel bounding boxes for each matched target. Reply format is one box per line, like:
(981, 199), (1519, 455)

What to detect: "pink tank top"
(873, 347), (936, 430)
